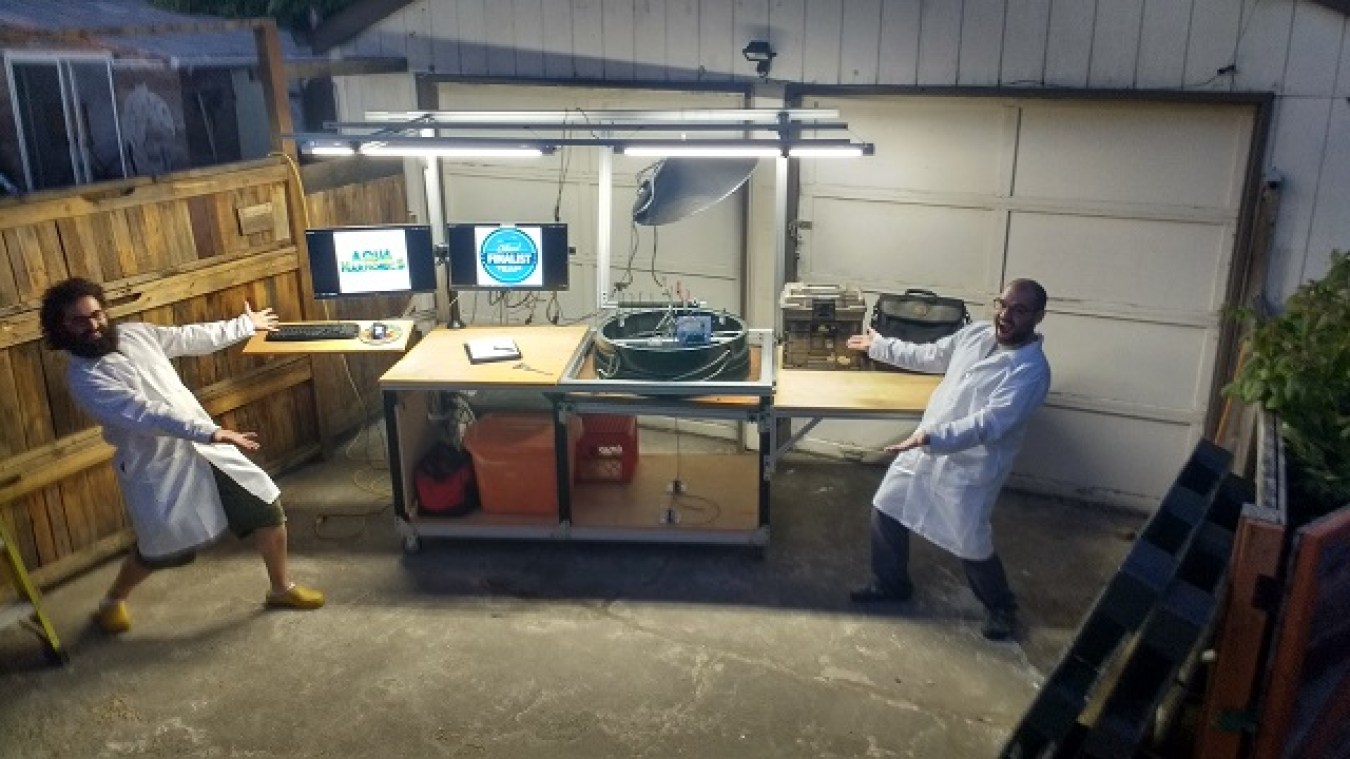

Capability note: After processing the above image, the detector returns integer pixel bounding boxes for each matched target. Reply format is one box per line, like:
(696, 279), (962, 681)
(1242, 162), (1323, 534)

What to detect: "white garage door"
(794, 95), (1255, 510)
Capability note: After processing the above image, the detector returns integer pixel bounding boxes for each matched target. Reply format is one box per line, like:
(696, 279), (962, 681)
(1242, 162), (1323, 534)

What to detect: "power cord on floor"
(310, 418), (393, 541)
(659, 419), (723, 526)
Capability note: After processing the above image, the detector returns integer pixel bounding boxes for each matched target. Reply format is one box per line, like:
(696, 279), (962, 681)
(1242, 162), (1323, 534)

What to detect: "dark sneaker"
(982, 607), (1018, 641)
(849, 582), (913, 604)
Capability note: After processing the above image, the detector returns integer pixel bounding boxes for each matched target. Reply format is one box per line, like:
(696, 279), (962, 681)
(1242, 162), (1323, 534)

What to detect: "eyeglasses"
(64, 309), (107, 326)
(992, 298), (1037, 318)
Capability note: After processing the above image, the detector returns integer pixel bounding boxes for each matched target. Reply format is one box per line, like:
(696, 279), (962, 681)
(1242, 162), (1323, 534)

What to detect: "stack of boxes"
(780, 282), (867, 370)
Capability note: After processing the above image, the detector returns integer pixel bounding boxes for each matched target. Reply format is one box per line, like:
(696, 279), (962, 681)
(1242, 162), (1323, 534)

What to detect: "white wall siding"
(1088, 0), (1143, 88)
(342, 0), (1350, 300)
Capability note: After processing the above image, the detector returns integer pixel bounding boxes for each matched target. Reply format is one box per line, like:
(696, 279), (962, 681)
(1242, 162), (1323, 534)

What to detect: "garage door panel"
(1015, 104), (1251, 208)
(1040, 315), (1213, 413)
(447, 174), (585, 222)
(1007, 212), (1232, 313)
(1011, 407), (1196, 510)
(803, 197), (1000, 291)
(805, 100), (1011, 195)
(799, 94), (1252, 510)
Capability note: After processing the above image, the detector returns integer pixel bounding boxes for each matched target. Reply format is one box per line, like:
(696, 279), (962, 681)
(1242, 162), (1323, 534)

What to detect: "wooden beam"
(0, 160), (290, 228)
(284, 57), (407, 78)
(0, 249), (300, 350)
(254, 20), (296, 162)
(0, 429), (112, 506)
(197, 356), (314, 413)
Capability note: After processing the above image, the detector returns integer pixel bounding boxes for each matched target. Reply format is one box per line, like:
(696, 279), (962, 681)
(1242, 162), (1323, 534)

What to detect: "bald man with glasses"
(845, 279), (1051, 641)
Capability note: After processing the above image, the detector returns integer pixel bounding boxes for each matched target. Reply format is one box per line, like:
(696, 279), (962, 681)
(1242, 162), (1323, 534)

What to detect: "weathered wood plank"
(0, 429), (111, 506)
(187, 193), (223, 259)
(0, 349), (24, 458)
(55, 216), (103, 283)
(0, 497), (38, 570)
(5, 224), (67, 302)
(28, 531), (136, 592)
(163, 200), (199, 266)
(9, 341), (53, 448)
(0, 248), (300, 351)
(59, 477), (94, 551)
(0, 230), (20, 308)
(0, 160), (289, 229)
(110, 209), (139, 283)
(26, 481), (57, 565)
(41, 345), (90, 439)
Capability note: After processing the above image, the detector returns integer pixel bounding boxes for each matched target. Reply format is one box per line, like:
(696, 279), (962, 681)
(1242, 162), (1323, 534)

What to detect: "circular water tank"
(593, 308), (750, 382)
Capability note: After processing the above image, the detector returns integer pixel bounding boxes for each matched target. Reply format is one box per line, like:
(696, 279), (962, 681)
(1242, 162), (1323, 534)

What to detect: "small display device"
(446, 222), (569, 291)
(306, 224), (438, 299)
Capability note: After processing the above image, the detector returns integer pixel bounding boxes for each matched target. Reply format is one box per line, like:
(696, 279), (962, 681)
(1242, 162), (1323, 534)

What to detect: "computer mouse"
(370, 322), (388, 340)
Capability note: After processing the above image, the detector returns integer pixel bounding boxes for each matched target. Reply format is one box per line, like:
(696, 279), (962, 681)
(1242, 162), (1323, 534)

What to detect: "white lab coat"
(869, 322), (1050, 560)
(66, 317), (279, 559)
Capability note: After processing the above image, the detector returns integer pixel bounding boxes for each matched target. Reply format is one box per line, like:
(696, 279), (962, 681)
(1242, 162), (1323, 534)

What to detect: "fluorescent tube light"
(359, 144), (546, 158)
(306, 144), (357, 156)
(622, 145), (783, 158)
(787, 145), (870, 157)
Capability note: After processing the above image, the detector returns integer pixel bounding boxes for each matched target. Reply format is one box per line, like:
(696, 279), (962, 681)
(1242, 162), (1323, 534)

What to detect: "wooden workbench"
(378, 324), (941, 550)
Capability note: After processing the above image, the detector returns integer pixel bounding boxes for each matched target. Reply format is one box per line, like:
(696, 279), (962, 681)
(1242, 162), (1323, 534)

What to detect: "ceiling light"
(304, 143), (357, 156)
(622, 145), (782, 158)
(787, 145), (873, 158)
(359, 144), (548, 158)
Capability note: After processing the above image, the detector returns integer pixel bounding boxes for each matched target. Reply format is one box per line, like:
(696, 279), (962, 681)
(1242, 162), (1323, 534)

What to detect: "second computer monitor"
(446, 222), (569, 291)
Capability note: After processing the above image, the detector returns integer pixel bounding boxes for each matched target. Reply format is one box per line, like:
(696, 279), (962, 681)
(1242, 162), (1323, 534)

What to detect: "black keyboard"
(264, 322), (360, 342)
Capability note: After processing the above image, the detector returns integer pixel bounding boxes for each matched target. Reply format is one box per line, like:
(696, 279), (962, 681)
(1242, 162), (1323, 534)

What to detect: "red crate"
(575, 414), (639, 482)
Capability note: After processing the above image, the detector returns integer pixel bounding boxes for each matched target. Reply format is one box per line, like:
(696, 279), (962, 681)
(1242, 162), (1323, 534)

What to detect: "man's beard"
(66, 323), (119, 359)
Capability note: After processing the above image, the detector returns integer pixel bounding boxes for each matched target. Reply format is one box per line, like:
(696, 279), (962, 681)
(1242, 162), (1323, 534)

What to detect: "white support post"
(596, 145), (615, 312)
(421, 128), (448, 324)
(773, 153), (789, 334)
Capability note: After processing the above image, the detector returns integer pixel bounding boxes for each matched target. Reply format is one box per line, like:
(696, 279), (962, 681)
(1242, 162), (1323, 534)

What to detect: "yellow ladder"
(0, 520), (66, 664)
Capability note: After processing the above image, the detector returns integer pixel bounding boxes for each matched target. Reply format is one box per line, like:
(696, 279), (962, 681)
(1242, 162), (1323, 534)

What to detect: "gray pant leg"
(869, 509), (915, 596)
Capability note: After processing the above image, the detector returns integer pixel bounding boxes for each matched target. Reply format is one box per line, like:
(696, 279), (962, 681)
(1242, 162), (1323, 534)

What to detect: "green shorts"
(211, 465), (287, 539)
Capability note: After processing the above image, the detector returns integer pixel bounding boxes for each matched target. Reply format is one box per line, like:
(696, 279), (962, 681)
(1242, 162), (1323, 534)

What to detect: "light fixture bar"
(326, 119), (851, 134)
(362, 108), (841, 124)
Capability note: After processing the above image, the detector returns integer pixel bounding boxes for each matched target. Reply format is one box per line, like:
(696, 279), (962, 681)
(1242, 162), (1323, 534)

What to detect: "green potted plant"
(1225, 250), (1350, 522)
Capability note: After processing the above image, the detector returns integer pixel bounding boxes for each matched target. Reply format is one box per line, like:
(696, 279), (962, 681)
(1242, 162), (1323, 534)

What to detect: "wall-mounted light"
(742, 40), (777, 78)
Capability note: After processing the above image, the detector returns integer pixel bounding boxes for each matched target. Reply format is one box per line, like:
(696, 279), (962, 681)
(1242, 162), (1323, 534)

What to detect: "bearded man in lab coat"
(40, 278), (324, 634)
(845, 279), (1050, 641)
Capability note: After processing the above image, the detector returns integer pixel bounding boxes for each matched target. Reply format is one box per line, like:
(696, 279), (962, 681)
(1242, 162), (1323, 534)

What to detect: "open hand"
(244, 300), (279, 332)
(884, 429), (928, 453)
(846, 329), (877, 352)
(211, 429), (261, 451)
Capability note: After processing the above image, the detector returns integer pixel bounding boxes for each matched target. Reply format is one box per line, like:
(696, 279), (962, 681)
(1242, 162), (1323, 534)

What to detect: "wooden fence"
(0, 156), (408, 588)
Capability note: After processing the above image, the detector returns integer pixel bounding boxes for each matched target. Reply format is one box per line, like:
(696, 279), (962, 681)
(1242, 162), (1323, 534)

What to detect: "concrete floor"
(1, 431), (1144, 758)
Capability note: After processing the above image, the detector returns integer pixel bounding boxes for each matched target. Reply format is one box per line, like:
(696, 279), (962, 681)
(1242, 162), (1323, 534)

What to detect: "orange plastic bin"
(463, 413), (582, 515)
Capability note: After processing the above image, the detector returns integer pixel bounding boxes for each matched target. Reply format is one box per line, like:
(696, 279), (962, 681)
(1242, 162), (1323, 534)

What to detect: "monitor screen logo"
(477, 227), (542, 286)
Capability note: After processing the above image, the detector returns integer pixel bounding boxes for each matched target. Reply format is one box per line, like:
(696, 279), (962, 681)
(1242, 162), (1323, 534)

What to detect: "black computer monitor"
(305, 224), (438, 299)
(446, 222), (569, 291)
